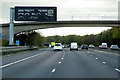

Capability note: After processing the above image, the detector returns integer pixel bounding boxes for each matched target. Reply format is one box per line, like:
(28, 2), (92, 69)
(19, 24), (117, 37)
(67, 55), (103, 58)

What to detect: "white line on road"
(0, 51), (47, 68)
(102, 62), (106, 64)
(52, 69), (56, 72)
(115, 68), (120, 72)
(96, 58), (98, 60)
(58, 62), (61, 64)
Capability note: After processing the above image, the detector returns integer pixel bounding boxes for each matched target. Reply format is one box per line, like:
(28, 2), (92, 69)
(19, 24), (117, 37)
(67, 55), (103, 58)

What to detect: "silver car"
(110, 45), (119, 50)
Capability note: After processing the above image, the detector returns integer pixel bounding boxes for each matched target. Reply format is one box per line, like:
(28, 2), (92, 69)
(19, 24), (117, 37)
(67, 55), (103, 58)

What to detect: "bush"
(0, 39), (9, 46)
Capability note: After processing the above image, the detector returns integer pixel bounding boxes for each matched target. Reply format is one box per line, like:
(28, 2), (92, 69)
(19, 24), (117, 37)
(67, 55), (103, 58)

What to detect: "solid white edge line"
(52, 69), (56, 72)
(115, 68), (120, 72)
(0, 51), (47, 68)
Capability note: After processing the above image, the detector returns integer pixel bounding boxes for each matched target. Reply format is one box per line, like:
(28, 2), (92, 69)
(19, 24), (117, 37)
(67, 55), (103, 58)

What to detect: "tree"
(14, 33), (28, 46)
(111, 27), (120, 47)
(27, 31), (44, 47)
(0, 39), (9, 46)
(14, 30), (45, 47)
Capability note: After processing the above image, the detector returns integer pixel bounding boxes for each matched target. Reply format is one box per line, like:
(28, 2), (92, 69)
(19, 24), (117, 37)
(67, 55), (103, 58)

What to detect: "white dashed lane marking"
(58, 62), (61, 64)
(102, 62), (106, 64)
(96, 58), (98, 60)
(52, 69), (56, 73)
(88, 50), (120, 73)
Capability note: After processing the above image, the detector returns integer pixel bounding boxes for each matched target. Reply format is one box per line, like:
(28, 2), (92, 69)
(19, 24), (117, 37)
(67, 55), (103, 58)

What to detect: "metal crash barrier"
(0, 46), (38, 55)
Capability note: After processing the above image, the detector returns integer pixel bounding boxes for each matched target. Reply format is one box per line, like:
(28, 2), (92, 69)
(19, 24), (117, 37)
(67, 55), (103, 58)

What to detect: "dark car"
(81, 45), (88, 50)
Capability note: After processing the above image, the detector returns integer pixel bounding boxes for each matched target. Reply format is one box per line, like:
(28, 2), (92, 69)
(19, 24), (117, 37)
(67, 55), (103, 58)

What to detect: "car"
(89, 44), (94, 48)
(81, 45), (88, 50)
(70, 42), (78, 51)
(100, 43), (108, 49)
(64, 45), (69, 48)
(54, 43), (62, 51)
(62, 45), (65, 48)
(99, 45), (102, 48)
(110, 45), (119, 50)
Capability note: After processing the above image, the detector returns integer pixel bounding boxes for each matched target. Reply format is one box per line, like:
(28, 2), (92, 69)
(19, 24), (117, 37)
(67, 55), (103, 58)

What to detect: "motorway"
(1, 48), (120, 79)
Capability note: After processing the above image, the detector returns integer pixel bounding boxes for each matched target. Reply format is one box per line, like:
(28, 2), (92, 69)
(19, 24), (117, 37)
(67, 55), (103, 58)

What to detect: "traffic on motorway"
(2, 29), (120, 79)
(1, 0), (120, 79)
(2, 46), (120, 79)
(49, 42), (120, 51)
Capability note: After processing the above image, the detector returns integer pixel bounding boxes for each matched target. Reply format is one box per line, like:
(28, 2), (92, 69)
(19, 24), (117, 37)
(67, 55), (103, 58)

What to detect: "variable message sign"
(15, 6), (57, 21)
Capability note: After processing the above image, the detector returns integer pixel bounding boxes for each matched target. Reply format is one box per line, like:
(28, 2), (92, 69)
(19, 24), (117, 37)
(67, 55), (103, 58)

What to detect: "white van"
(100, 43), (108, 49)
(70, 42), (78, 51)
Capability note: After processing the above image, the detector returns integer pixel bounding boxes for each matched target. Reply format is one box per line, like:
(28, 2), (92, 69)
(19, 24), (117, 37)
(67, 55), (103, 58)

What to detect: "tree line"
(46, 27), (120, 47)
(1, 27), (119, 47)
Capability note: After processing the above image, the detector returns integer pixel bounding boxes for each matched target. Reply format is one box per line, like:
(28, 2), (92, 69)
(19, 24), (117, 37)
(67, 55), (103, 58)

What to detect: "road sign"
(16, 40), (20, 46)
(51, 42), (55, 47)
(15, 6), (57, 21)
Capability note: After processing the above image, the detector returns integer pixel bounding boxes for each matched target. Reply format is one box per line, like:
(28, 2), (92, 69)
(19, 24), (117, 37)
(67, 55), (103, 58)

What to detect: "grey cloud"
(0, 0), (119, 23)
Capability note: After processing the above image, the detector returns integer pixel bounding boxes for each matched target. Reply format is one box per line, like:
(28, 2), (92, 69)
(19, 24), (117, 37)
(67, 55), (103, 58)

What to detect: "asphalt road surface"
(1, 48), (120, 79)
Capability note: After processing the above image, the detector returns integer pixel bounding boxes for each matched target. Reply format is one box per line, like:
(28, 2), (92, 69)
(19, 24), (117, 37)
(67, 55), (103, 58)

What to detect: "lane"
(86, 49), (119, 68)
(2, 48), (50, 65)
(51, 49), (119, 78)
(82, 49), (119, 74)
(2, 49), (64, 78)
(1, 51), (47, 68)
(2, 48), (119, 78)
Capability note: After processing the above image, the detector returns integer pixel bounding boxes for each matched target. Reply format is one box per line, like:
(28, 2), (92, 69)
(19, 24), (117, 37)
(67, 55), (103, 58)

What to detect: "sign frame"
(15, 6), (57, 21)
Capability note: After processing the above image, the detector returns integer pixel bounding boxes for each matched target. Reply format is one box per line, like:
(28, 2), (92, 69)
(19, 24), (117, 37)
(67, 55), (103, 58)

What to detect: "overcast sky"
(0, 0), (118, 36)
(0, 0), (119, 22)
(35, 27), (112, 37)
